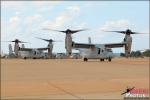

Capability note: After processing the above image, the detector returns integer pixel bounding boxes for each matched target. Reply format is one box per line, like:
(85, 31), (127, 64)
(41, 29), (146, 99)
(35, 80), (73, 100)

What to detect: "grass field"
(1, 58), (149, 99)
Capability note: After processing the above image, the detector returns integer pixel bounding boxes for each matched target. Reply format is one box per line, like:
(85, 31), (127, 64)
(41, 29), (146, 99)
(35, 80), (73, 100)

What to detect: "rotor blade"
(53, 40), (63, 42)
(43, 28), (88, 33)
(1, 41), (13, 42)
(19, 41), (28, 43)
(2, 40), (28, 43)
(1, 40), (18, 43)
(11, 41), (16, 42)
(10, 41), (28, 43)
(36, 37), (50, 42)
(104, 30), (126, 34)
(18, 40), (28, 43)
(131, 32), (148, 34)
(71, 29), (88, 33)
(36, 37), (56, 43)
(42, 28), (66, 33)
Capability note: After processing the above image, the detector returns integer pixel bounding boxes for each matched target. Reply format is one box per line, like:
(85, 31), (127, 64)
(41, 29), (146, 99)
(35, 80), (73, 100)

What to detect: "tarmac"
(1, 58), (149, 99)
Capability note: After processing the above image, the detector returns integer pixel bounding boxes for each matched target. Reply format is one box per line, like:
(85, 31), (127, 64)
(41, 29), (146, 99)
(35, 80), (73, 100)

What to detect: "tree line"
(120, 49), (150, 57)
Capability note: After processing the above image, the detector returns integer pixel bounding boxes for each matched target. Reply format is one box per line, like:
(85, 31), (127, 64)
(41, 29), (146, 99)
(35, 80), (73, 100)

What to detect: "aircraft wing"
(19, 48), (48, 51)
(19, 48), (33, 51)
(72, 42), (95, 49)
(37, 48), (49, 51)
(104, 42), (126, 48)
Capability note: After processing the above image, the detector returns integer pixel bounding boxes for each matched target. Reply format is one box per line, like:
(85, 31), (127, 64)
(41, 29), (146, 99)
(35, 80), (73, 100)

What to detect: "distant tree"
(135, 51), (142, 57)
(142, 50), (150, 57)
(120, 53), (125, 57)
(129, 51), (142, 58)
(130, 51), (136, 57)
(120, 50), (150, 58)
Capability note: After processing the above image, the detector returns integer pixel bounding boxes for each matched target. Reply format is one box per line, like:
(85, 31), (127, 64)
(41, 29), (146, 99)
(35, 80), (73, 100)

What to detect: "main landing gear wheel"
(100, 59), (104, 61)
(83, 58), (88, 61)
(108, 58), (111, 62)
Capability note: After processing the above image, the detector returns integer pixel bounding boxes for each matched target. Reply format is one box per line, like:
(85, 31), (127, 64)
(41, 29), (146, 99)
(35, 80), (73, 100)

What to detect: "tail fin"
(88, 37), (91, 44)
(9, 44), (13, 54)
(22, 44), (25, 48)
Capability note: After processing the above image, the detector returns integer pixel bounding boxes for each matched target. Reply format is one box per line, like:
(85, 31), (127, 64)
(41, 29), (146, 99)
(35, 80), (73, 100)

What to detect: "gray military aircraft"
(19, 46), (49, 59)
(19, 48), (48, 59)
(4, 39), (27, 58)
(43, 28), (87, 56)
(36, 37), (60, 58)
(5, 39), (49, 59)
(72, 29), (145, 61)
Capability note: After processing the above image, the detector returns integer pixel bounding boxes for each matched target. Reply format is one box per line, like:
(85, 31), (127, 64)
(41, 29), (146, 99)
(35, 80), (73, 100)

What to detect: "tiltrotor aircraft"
(72, 29), (145, 61)
(43, 28), (87, 56)
(6, 39), (49, 59)
(36, 37), (60, 58)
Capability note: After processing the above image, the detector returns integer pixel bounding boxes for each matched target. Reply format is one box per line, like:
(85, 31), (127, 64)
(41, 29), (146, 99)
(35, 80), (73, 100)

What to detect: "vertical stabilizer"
(88, 37), (92, 44)
(22, 44), (25, 48)
(9, 44), (13, 54)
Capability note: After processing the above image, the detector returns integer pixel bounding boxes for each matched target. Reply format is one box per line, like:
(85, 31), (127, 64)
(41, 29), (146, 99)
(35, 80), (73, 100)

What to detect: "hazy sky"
(1, 1), (149, 53)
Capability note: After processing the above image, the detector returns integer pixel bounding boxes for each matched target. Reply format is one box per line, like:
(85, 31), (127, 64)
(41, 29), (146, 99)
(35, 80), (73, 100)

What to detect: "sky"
(1, 1), (149, 54)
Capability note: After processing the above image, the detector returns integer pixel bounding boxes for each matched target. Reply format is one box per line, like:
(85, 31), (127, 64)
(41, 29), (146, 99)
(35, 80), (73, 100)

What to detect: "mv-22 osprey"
(19, 37), (59, 59)
(72, 29), (145, 62)
(7, 39), (49, 59)
(43, 28), (87, 56)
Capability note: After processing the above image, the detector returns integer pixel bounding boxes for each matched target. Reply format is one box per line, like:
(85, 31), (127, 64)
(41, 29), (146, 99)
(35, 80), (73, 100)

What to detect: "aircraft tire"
(100, 59), (104, 61)
(33, 57), (36, 59)
(108, 58), (111, 62)
(83, 58), (88, 61)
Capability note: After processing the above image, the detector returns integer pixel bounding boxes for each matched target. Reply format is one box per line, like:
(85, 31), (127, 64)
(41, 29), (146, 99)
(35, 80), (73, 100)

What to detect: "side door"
(98, 48), (101, 55)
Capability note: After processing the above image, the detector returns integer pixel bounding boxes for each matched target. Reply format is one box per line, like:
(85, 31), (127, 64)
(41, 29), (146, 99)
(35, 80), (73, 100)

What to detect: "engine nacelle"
(124, 35), (132, 57)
